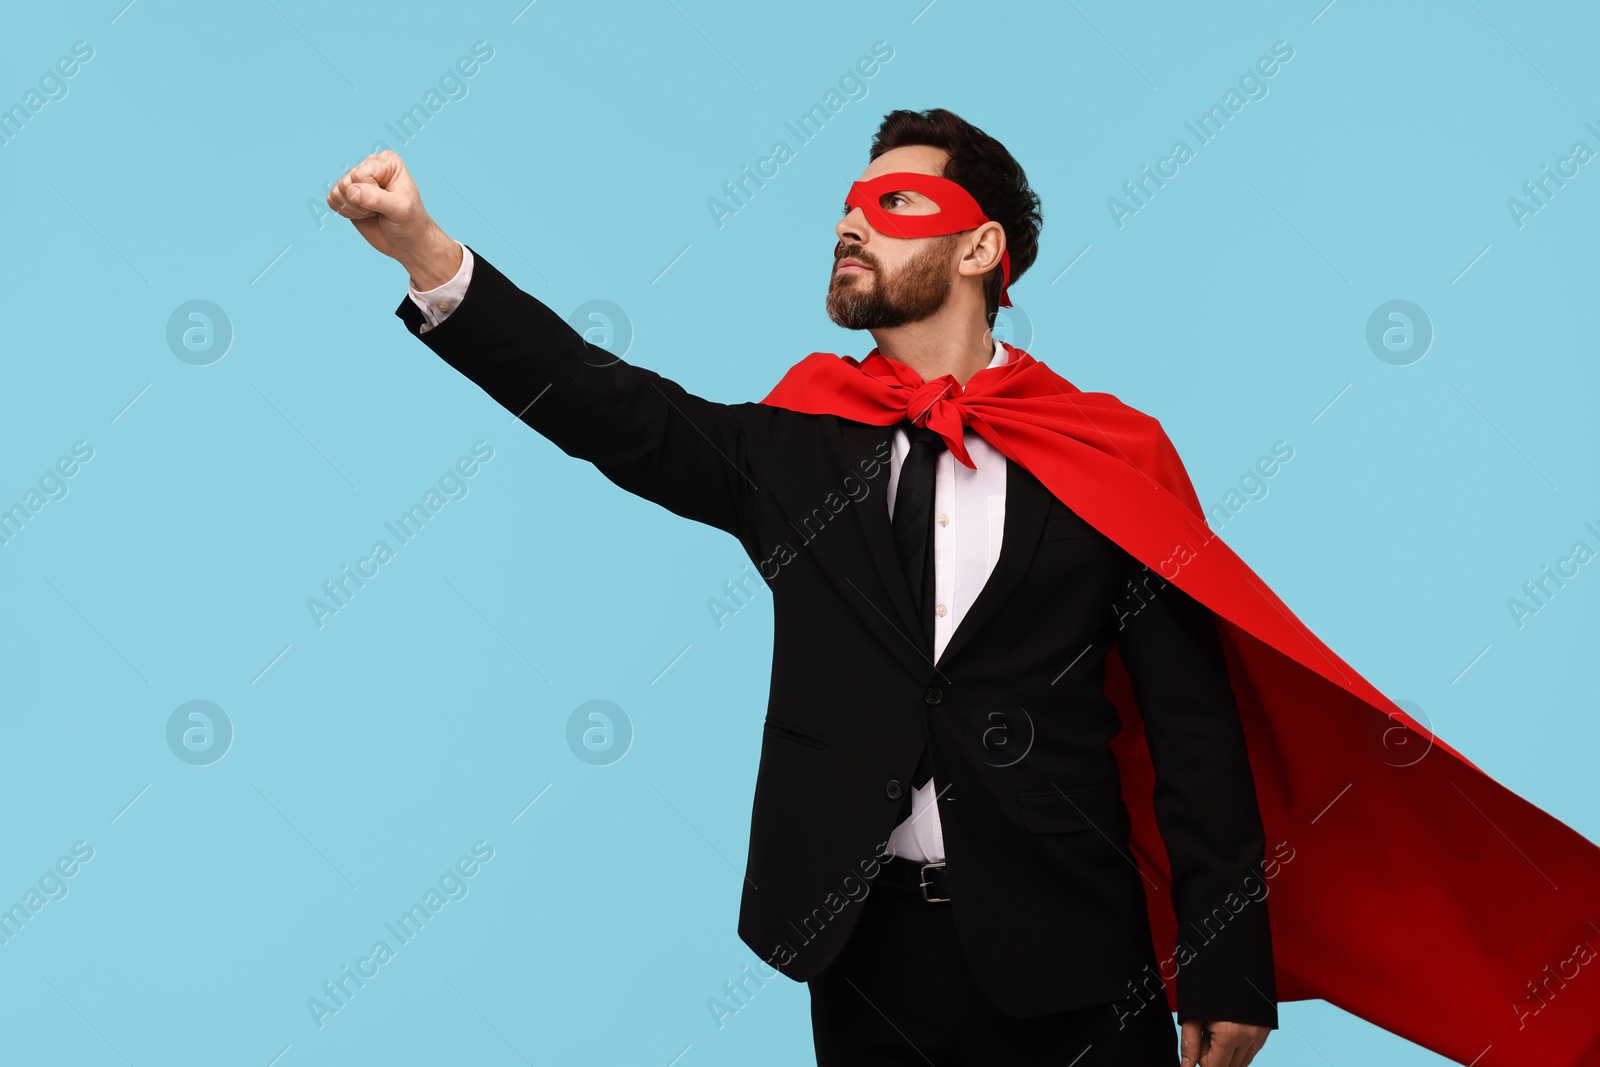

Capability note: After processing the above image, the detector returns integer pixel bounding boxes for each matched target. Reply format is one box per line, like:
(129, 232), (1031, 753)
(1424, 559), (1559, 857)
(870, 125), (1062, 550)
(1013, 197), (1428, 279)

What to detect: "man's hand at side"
(1181, 1018), (1269, 1067)
(327, 150), (462, 290)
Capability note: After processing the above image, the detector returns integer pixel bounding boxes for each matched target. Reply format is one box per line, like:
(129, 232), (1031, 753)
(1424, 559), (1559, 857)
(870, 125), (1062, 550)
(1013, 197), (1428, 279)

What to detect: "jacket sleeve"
(395, 245), (784, 539)
(1113, 555), (1279, 1029)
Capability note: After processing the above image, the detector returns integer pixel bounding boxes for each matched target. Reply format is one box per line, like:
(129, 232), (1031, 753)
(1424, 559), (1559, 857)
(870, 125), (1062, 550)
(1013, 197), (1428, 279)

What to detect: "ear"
(957, 220), (1006, 282)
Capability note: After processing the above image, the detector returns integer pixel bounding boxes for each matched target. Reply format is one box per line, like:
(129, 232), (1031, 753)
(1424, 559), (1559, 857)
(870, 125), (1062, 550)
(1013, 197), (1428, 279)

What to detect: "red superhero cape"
(760, 344), (1600, 1067)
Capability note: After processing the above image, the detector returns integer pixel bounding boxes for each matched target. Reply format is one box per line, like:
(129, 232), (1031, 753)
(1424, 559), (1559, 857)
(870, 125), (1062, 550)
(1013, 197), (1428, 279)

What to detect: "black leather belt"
(877, 855), (952, 903)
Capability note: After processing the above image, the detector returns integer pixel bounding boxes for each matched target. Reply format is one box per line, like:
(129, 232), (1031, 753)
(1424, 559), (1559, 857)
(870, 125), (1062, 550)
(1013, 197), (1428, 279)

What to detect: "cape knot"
(902, 376), (976, 468)
(905, 377), (964, 430)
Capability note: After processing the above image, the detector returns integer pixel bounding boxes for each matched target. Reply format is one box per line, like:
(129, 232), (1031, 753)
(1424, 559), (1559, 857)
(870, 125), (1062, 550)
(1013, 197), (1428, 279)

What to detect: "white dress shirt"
(408, 241), (475, 332)
(883, 342), (1008, 864)
(407, 245), (1009, 863)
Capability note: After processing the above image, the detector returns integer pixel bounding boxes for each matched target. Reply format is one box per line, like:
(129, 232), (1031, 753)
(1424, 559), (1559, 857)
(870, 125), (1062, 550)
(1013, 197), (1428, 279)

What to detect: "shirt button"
(885, 779), (903, 800)
(935, 603), (947, 617)
(436, 301), (451, 310)
(937, 513), (949, 526)
(925, 686), (943, 705)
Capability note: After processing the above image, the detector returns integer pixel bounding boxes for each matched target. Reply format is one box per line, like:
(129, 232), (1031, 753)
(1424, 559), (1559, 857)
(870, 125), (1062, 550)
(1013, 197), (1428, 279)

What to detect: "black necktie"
(891, 420), (944, 787)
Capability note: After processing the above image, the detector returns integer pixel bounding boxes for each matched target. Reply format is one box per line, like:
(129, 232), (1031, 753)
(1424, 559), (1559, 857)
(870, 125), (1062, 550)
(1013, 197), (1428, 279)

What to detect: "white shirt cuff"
(407, 242), (474, 333)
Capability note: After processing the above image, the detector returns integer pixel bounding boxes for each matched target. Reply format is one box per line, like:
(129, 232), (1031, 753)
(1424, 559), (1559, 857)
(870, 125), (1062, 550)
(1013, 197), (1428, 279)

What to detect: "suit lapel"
(934, 454), (1053, 670)
(836, 420), (928, 661)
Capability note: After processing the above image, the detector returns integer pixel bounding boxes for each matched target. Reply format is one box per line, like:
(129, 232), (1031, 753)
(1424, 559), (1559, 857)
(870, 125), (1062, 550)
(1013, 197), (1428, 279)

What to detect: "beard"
(826, 235), (957, 330)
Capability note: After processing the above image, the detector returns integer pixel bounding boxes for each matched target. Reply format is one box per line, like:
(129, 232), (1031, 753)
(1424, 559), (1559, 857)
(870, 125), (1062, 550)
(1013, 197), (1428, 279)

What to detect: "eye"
(883, 193), (910, 210)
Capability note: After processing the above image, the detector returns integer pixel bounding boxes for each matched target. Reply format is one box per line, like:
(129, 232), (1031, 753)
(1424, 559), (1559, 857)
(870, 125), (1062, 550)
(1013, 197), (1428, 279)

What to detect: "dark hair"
(866, 108), (1042, 322)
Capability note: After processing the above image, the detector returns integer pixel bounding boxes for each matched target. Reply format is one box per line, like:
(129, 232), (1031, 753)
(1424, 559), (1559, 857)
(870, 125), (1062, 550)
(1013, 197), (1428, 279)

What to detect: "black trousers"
(807, 870), (1178, 1066)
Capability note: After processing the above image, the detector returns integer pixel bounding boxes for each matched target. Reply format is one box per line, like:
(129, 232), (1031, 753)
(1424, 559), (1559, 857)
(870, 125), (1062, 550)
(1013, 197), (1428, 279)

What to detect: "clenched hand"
(327, 149), (462, 291)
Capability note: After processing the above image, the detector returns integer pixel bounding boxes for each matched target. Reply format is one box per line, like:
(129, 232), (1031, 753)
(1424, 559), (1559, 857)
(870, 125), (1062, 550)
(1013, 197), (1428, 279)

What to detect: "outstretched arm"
(329, 150), (784, 538)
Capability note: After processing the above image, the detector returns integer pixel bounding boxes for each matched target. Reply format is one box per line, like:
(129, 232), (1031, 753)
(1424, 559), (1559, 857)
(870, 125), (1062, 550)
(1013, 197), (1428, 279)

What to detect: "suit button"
(885, 779), (903, 800)
(925, 686), (943, 705)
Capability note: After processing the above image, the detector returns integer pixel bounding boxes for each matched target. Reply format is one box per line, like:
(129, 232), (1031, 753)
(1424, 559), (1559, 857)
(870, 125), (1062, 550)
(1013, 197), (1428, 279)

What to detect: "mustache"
(833, 243), (878, 269)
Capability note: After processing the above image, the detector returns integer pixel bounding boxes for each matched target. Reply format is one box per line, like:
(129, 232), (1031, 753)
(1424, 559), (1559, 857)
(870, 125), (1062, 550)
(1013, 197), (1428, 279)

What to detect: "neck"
(870, 300), (995, 386)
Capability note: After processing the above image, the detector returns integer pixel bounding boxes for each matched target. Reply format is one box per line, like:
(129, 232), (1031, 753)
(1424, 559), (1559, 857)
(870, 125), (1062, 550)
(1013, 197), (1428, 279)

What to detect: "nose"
(836, 205), (867, 245)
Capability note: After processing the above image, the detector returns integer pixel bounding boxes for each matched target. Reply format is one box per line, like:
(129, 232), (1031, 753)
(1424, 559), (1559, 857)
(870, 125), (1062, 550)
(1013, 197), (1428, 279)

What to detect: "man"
(329, 108), (1273, 1066)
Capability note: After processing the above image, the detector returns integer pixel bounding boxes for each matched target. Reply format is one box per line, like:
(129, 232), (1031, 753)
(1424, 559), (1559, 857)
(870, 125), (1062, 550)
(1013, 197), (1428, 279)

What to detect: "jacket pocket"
(1016, 782), (1127, 833)
(1039, 510), (1099, 542)
(764, 719), (829, 749)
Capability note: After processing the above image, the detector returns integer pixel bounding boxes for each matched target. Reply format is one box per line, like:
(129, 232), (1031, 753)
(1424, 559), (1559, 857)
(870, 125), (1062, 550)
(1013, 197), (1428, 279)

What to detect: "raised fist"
(328, 150), (460, 289)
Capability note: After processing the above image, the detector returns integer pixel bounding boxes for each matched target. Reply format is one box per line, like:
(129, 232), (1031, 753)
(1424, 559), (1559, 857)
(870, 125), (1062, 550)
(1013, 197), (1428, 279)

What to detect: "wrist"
(402, 227), (462, 292)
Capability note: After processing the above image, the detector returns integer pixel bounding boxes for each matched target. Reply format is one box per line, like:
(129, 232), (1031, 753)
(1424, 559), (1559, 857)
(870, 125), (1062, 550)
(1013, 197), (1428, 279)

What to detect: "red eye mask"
(844, 171), (1012, 307)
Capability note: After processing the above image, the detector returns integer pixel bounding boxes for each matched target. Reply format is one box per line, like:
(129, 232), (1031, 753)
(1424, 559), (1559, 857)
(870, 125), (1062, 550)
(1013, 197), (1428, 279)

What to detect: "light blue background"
(2, 1), (1597, 1064)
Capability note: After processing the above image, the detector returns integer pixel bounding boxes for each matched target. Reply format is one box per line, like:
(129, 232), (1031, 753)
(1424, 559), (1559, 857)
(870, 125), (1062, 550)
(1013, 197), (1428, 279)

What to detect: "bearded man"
(328, 107), (1600, 1067)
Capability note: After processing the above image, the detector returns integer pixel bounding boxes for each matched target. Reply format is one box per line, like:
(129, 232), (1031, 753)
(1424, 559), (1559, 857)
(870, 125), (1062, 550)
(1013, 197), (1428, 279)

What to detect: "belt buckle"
(919, 861), (950, 903)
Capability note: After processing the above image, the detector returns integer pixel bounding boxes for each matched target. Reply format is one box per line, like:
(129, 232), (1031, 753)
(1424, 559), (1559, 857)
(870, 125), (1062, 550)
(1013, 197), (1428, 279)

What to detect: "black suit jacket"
(396, 247), (1278, 1028)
